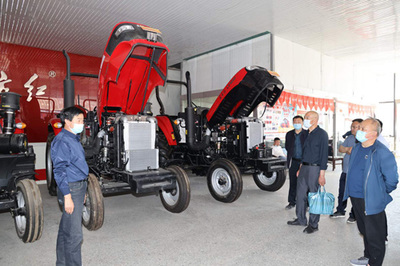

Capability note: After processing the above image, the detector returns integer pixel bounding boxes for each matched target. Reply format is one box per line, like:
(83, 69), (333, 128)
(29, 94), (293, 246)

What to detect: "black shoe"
(330, 211), (345, 218)
(347, 217), (356, 223)
(285, 204), (295, 210)
(303, 225), (318, 234)
(287, 219), (306, 226)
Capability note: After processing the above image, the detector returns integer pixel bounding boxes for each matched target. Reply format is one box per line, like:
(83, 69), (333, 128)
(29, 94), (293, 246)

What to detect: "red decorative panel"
(0, 42), (101, 142)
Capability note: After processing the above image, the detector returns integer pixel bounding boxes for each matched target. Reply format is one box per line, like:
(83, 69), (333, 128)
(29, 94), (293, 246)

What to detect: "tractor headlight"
(115, 25), (134, 38)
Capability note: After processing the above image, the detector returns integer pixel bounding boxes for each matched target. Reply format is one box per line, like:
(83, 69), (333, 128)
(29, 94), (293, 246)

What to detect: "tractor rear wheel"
(82, 173), (104, 231)
(14, 179), (44, 243)
(253, 170), (286, 191)
(161, 165), (191, 213)
(207, 158), (243, 203)
(158, 131), (173, 168)
(46, 133), (57, 196)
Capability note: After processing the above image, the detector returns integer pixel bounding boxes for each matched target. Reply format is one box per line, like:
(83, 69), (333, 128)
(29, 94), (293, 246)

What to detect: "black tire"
(207, 158), (243, 203)
(158, 131), (173, 168)
(14, 179), (44, 243)
(253, 170), (286, 191)
(46, 133), (57, 196)
(160, 165), (191, 213)
(82, 173), (104, 231)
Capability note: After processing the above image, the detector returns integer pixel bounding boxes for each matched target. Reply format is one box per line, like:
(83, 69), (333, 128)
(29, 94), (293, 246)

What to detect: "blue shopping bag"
(308, 186), (335, 215)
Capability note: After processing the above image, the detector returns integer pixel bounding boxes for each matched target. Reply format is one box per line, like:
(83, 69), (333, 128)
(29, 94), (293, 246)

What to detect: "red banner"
(328, 99), (335, 111)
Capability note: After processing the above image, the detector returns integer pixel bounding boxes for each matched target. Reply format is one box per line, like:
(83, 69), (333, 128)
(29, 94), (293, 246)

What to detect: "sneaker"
(347, 217), (356, 223)
(350, 256), (368, 265)
(303, 225), (318, 234)
(285, 204), (295, 210)
(330, 211), (345, 218)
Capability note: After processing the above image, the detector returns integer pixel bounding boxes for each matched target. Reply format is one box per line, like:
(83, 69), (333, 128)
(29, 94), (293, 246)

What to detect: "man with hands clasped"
(287, 111), (329, 234)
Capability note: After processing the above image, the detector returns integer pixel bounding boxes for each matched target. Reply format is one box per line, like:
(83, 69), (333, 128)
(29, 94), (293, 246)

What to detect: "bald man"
(344, 118), (398, 266)
(287, 111), (329, 234)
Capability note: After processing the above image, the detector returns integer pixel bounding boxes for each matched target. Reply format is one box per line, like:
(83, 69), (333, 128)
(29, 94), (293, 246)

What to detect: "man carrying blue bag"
(287, 111), (329, 234)
(344, 118), (398, 266)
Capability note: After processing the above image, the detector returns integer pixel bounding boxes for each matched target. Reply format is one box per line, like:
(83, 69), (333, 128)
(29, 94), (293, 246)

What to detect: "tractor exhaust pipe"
(166, 72), (211, 150)
(63, 50), (75, 108)
(184, 72), (210, 151)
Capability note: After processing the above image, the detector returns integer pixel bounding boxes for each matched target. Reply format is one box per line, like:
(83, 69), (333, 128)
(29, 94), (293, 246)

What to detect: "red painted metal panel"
(156, 115), (177, 146)
(0, 42), (101, 142)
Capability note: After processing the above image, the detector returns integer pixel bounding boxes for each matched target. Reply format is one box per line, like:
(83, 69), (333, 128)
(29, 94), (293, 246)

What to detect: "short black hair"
(60, 106), (84, 125)
(352, 118), (363, 123)
(274, 137), (280, 142)
(293, 115), (303, 122)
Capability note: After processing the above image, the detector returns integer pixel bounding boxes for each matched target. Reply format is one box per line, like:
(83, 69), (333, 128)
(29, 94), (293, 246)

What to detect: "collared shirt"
(293, 132), (302, 159)
(347, 145), (373, 198)
(341, 134), (356, 173)
(51, 128), (89, 196)
(302, 125), (329, 170)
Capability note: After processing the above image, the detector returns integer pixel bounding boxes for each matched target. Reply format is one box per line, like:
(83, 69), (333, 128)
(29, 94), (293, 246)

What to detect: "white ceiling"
(1, 0), (400, 67)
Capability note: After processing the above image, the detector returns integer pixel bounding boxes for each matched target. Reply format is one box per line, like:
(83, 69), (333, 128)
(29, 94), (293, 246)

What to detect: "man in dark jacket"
(287, 111), (329, 234)
(51, 106), (88, 266)
(344, 118), (398, 266)
(284, 115), (308, 209)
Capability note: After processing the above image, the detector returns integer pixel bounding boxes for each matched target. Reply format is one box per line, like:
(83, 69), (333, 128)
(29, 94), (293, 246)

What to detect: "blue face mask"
(71, 123), (84, 134)
(303, 119), (311, 129)
(355, 130), (368, 143)
(293, 123), (302, 130)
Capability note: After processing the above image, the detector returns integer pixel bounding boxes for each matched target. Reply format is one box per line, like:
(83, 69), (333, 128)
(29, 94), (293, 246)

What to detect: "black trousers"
(336, 173), (355, 218)
(350, 197), (386, 266)
(288, 159), (301, 205)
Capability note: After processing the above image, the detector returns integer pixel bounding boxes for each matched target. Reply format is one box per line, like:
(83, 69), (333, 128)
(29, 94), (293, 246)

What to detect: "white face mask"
(303, 119), (312, 129)
(71, 123), (84, 134)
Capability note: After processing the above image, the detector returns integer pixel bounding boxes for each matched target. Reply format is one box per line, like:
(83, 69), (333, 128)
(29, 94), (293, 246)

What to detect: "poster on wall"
(258, 101), (299, 142)
(257, 91), (335, 143)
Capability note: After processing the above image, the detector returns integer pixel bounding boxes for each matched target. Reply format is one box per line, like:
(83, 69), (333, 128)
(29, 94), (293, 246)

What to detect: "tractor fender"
(156, 116), (177, 146)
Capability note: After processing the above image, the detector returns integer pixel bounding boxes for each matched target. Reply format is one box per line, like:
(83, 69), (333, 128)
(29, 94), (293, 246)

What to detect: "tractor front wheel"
(160, 165), (191, 213)
(252, 170), (286, 191)
(207, 159), (243, 203)
(82, 174), (104, 231)
(14, 179), (44, 243)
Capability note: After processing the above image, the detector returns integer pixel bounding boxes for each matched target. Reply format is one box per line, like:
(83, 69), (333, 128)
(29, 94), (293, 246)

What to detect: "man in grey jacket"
(344, 118), (398, 266)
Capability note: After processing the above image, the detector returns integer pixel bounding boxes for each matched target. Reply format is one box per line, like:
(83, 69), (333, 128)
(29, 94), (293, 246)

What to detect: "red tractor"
(46, 22), (191, 230)
(0, 92), (43, 242)
(156, 67), (287, 203)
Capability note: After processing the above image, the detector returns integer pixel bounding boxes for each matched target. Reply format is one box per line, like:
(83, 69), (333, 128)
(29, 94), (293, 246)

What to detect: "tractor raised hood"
(206, 66), (284, 128)
(98, 22), (169, 121)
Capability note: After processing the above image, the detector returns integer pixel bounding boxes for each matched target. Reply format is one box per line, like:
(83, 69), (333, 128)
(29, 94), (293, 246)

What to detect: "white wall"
(274, 36), (399, 104)
(148, 68), (181, 115)
(182, 34), (271, 101)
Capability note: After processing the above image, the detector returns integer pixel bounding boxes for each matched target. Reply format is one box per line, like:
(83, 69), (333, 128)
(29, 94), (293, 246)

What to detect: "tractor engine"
(208, 117), (272, 159)
(0, 92), (28, 154)
(90, 113), (159, 176)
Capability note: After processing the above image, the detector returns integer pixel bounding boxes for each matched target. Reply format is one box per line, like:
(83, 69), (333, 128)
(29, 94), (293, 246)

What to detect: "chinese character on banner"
(0, 71), (12, 92)
(24, 74), (47, 102)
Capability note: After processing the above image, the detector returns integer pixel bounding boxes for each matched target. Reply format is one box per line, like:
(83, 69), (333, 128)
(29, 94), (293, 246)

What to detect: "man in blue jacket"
(51, 106), (88, 266)
(344, 118), (398, 266)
